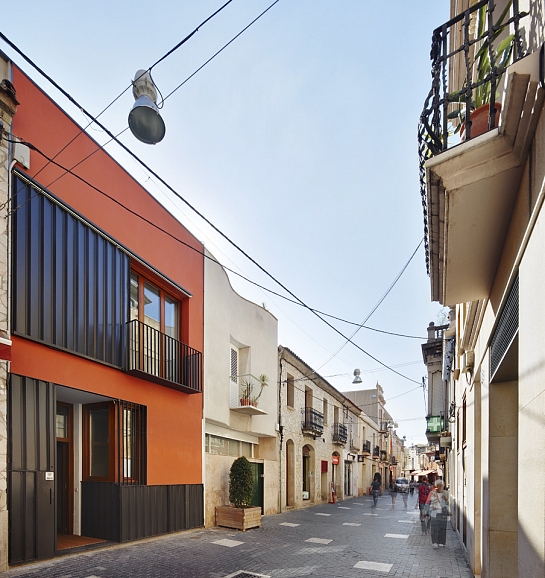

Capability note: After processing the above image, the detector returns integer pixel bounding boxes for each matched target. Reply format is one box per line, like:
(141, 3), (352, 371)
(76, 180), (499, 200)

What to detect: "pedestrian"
(371, 477), (381, 507)
(409, 481), (415, 495)
(401, 486), (408, 508)
(427, 480), (449, 548)
(417, 476), (431, 535)
(390, 480), (397, 507)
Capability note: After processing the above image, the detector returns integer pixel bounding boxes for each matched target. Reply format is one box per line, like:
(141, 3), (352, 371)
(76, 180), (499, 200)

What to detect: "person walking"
(371, 477), (381, 507)
(401, 486), (408, 508)
(427, 480), (449, 548)
(390, 481), (397, 507)
(417, 476), (432, 535)
(409, 481), (415, 495)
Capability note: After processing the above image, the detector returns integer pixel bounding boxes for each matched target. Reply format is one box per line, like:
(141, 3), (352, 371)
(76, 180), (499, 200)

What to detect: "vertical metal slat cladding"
(11, 175), (129, 368)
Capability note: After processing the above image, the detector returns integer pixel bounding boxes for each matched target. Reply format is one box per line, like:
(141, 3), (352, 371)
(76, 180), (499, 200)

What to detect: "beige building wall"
(203, 249), (279, 527)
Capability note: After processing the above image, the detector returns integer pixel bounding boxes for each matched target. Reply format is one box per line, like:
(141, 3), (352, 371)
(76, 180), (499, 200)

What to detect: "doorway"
(56, 402), (73, 536)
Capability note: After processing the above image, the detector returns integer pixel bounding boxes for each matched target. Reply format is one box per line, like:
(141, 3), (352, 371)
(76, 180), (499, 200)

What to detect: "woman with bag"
(427, 480), (449, 548)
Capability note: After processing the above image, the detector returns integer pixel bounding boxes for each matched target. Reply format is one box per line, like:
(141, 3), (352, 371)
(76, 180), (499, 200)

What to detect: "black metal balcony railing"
(362, 440), (371, 454)
(332, 423), (348, 444)
(301, 407), (324, 435)
(127, 320), (202, 394)
(372, 445), (380, 458)
(418, 0), (527, 274)
(380, 450), (388, 462)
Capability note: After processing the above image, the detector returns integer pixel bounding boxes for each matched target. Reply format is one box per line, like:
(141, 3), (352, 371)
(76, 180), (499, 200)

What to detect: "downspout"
(278, 354), (284, 513)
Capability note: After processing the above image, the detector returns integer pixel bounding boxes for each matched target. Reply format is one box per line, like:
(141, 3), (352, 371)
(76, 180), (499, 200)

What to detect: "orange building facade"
(5, 63), (205, 564)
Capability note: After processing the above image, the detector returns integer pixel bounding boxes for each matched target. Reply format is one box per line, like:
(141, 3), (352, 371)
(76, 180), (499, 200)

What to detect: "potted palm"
(215, 456), (261, 530)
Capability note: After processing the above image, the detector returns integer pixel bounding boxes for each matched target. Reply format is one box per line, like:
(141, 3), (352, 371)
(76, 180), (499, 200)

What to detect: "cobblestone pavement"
(5, 494), (473, 578)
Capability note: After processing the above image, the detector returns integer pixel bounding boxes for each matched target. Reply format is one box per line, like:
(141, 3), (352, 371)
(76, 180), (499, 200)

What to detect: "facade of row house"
(277, 346), (383, 509)
(0, 56), (206, 567)
(419, 1), (545, 575)
(203, 249), (278, 526)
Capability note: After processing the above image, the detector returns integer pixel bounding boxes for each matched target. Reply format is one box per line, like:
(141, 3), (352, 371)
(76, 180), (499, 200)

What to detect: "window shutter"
(230, 347), (239, 407)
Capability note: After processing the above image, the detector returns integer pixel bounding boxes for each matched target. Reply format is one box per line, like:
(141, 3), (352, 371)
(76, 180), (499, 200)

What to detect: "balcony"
(418, 1), (543, 305)
(380, 450), (388, 463)
(372, 446), (380, 459)
(350, 434), (361, 452)
(230, 373), (268, 416)
(302, 407), (324, 437)
(362, 440), (371, 455)
(332, 423), (347, 445)
(127, 320), (202, 394)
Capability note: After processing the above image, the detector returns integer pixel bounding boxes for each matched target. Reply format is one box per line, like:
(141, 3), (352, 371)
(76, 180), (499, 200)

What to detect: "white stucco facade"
(203, 249), (278, 527)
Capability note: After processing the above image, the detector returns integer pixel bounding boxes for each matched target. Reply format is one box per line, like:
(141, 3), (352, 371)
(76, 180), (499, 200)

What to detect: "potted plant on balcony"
(240, 378), (252, 406)
(448, 1), (516, 139)
(216, 456), (261, 530)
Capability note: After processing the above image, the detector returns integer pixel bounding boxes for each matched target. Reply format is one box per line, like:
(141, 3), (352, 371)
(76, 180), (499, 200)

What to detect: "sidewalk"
(3, 494), (473, 577)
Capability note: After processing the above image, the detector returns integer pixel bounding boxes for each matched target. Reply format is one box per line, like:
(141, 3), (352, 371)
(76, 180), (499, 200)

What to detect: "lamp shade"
(128, 95), (166, 144)
(352, 368), (362, 384)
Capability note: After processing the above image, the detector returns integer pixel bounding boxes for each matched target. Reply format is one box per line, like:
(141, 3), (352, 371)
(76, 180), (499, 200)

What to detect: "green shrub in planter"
(229, 456), (254, 508)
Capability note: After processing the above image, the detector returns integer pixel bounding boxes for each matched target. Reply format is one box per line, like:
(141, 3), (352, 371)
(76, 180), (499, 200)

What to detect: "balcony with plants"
(229, 373), (269, 415)
(332, 423), (348, 445)
(418, 0), (543, 306)
(127, 319), (202, 394)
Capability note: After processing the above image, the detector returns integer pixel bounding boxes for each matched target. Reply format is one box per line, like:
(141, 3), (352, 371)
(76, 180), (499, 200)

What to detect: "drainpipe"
(278, 354), (284, 513)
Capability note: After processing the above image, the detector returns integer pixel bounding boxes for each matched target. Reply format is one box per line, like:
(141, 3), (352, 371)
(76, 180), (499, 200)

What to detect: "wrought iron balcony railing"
(372, 445), (380, 458)
(332, 423), (347, 444)
(380, 450), (388, 462)
(127, 320), (202, 394)
(418, 0), (527, 274)
(362, 440), (371, 455)
(301, 407), (324, 436)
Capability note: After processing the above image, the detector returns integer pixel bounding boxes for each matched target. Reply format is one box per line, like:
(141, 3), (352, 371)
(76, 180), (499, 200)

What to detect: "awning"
(410, 469), (435, 478)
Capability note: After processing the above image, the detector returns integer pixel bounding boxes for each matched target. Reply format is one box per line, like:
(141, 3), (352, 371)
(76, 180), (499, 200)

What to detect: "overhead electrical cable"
(5, 133), (425, 348)
(0, 34), (420, 386)
(27, 0), (237, 183)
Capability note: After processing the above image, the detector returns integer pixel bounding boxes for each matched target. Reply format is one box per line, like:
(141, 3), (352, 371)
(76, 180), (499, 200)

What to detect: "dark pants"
(431, 512), (447, 545)
(372, 490), (379, 506)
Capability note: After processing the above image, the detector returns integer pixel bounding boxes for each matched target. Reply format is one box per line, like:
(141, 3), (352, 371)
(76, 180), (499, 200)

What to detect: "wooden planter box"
(216, 505), (261, 531)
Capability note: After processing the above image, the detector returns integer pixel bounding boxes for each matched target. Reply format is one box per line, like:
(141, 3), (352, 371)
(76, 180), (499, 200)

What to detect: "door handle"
(50, 489), (52, 504)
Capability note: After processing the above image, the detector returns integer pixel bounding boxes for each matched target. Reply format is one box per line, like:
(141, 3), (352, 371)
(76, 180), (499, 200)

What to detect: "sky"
(1, 0), (450, 444)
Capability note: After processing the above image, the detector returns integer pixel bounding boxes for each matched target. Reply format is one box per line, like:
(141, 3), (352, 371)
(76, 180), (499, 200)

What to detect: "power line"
(0, 34), (421, 386)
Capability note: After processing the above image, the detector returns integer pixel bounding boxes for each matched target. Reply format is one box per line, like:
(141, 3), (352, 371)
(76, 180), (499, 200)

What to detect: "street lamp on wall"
(352, 369), (362, 384)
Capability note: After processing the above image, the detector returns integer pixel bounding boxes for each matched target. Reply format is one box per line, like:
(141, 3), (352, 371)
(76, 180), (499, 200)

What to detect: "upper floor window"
(130, 272), (180, 338)
(323, 398), (328, 425)
(287, 374), (295, 408)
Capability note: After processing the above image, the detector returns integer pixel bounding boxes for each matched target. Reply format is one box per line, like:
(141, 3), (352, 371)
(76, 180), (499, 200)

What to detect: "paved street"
(5, 494), (472, 578)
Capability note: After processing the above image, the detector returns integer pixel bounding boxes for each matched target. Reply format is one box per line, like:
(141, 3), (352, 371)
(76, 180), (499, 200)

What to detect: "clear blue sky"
(2, 0), (450, 443)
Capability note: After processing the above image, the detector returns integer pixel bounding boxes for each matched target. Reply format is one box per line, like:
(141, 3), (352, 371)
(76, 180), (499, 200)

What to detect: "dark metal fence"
(418, 0), (527, 274)
(301, 407), (324, 435)
(127, 319), (202, 393)
(332, 423), (348, 444)
(362, 440), (371, 454)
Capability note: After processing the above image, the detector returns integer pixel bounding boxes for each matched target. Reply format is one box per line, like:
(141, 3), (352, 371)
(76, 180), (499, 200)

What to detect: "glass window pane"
(56, 406), (68, 439)
(241, 442), (252, 458)
(165, 296), (178, 339)
(144, 283), (160, 329)
(90, 407), (109, 477)
(228, 440), (239, 457)
(130, 273), (139, 321)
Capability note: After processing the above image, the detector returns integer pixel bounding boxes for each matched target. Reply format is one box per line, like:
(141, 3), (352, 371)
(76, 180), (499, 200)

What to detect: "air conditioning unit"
(302, 491), (310, 500)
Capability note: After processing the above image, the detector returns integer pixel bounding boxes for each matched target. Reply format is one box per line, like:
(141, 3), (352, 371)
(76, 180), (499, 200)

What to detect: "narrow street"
(5, 494), (472, 578)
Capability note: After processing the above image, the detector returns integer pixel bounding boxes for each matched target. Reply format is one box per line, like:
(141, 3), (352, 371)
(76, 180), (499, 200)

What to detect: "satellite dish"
(128, 70), (166, 144)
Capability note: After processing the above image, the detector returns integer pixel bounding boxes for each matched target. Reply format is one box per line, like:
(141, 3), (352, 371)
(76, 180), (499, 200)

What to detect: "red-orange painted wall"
(10, 66), (204, 486)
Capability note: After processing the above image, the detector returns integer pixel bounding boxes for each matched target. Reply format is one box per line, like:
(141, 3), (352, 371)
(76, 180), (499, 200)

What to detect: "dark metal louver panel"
(490, 276), (519, 379)
(12, 175), (129, 367)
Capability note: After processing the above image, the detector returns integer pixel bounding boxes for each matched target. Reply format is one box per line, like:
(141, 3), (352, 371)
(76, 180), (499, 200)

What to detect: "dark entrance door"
(249, 462), (264, 514)
(8, 375), (56, 564)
